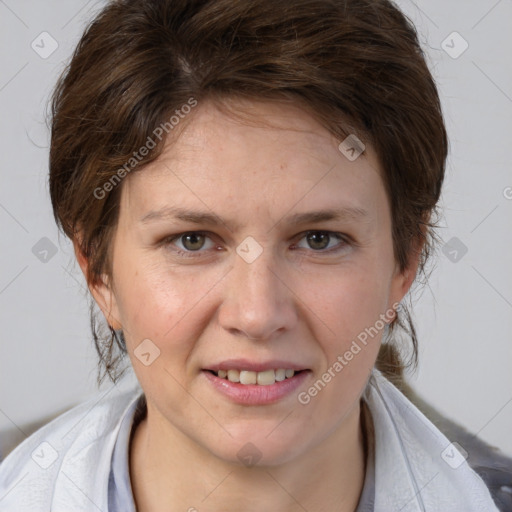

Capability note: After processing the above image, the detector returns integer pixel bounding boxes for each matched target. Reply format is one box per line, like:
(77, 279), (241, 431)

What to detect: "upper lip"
(204, 358), (310, 373)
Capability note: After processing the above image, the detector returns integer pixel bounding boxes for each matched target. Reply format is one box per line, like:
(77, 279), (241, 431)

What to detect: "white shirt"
(0, 368), (499, 511)
(105, 396), (375, 511)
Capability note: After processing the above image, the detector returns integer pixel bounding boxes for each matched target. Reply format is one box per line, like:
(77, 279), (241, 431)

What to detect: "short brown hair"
(49, 0), (448, 385)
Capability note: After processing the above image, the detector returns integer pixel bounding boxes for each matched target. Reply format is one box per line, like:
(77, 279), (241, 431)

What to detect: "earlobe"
(400, 263), (417, 296)
(72, 237), (123, 330)
(388, 239), (423, 316)
(91, 274), (123, 331)
(73, 237), (89, 278)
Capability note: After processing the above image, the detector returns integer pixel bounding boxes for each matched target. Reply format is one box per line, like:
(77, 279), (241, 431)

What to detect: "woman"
(0, 0), (503, 510)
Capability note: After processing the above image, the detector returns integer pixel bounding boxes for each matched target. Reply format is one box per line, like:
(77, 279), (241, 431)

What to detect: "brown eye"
(162, 231), (216, 257)
(294, 231), (349, 253)
(306, 232), (330, 250)
(180, 232), (207, 251)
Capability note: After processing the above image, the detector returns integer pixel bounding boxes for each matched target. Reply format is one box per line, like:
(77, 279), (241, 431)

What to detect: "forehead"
(122, 99), (387, 224)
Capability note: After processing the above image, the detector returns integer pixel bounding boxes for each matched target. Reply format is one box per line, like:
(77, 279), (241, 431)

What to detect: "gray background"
(1, 0), (511, 457)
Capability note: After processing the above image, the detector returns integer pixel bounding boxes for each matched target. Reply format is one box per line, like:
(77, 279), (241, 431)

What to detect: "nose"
(218, 246), (297, 341)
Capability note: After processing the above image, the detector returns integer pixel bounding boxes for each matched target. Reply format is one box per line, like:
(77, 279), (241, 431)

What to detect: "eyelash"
(160, 230), (352, 259)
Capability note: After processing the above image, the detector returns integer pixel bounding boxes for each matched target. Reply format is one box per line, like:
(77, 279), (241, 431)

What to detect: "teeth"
(275, 369), (286, 381)
(215, 368), (298, 385)
(257, 369), (275, 385)
(240, 370), (257, 385)
(227, 369), (240, 382)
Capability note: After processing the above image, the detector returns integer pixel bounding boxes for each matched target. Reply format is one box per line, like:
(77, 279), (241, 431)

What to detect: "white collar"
(0, 371), (499, 511)
(365, 368), (499, 511)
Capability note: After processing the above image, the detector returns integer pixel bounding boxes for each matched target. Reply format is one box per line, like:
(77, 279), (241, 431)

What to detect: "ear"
(387, 232), (425, 317)
(73, 236), (123, 330)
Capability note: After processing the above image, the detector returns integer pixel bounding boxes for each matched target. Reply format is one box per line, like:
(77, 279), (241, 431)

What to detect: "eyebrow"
(139, 206), (369, 231)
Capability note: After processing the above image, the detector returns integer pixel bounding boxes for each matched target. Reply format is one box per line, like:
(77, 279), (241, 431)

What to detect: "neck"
(130, 400), (367, 512)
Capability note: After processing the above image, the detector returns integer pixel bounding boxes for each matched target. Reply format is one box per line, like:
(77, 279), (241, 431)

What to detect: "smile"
(202, 369), (311, 405)
(210, 368), (298, 385)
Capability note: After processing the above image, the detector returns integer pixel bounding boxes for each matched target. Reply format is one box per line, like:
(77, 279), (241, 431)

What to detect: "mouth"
(201, 360), (311, 405)
(204, 368), (307, 386)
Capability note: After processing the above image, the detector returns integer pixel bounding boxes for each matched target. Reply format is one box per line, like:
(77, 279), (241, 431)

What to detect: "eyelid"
(291, 230), (351, 252)
(162, 231), (217, 257)
(161, 229), (352, 258)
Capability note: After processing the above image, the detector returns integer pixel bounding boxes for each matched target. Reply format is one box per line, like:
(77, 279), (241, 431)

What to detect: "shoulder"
(364, 369), (503, 511)
(0, 384), (142, 512)
(398, 374), (512, 512)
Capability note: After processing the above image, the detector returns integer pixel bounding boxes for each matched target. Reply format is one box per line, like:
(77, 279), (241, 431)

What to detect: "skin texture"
(76, 98), (419, 511)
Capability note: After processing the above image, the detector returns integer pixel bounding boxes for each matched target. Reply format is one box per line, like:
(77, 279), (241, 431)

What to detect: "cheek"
(294, 262), (390, 400)
(114, 267), (210, 399)
(298, 263), (391, 343)
(298, 272), (385, 414)
(114, 262), (221, 349)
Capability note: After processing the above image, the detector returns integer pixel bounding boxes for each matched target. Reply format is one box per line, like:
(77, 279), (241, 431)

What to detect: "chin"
(205, 429), (307, 468)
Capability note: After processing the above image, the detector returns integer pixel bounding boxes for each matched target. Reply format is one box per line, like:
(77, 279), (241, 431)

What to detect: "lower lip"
(202, 370), (311, 405)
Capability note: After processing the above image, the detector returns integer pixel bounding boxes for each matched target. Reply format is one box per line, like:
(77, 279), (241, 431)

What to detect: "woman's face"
(91, 98), (415, 465)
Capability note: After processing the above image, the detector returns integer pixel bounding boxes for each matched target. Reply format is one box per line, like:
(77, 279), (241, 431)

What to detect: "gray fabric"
(108, 394), (146, 512)
(108, 393), (141, 512)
